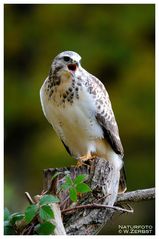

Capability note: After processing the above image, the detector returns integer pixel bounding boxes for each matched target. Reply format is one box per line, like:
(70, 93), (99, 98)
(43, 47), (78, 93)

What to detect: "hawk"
(40, 51), (126, 193)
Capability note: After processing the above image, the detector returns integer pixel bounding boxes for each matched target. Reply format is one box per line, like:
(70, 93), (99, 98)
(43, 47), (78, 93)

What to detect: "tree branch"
(116, 188), (155, 203)
(49, 203), (66, 235)
(61, 202), (134, 214)
(24, 192), (35, 205)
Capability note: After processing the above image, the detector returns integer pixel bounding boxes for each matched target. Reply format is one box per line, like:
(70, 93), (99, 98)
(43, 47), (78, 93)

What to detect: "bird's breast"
(42, 86), (104, 157)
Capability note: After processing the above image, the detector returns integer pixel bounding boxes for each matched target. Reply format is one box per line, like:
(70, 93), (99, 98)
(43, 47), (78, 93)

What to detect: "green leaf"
(10, 212), (24, 224)
(69, 187), (77, 202)
(4, 208), (10, 221)
(35, 222), (55, 235)
(25, 204), (39, 224)
(4, 224), (16, 235)
(39, 205), (54, 221)
(39, 195), (60, 205)
(76, 183), (92, 193)
(65, 175), (73, 186)
(60, 182), (71, 190)
(74, 174), (88, 185)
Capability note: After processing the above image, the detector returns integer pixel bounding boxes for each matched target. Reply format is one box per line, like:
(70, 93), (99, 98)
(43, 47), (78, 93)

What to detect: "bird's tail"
(118, 166), (127, 193)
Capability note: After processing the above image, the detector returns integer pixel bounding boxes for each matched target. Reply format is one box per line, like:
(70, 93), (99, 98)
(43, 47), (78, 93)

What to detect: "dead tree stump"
(43, 157), (120, 235)
(19, 157), (154, 235)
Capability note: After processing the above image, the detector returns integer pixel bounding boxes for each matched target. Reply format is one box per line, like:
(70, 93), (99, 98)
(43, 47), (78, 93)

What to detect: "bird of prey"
(40, 51), (127, 193)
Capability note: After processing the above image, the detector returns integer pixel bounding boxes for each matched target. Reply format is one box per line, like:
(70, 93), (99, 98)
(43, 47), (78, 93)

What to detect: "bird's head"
(51, 51), (81, 77)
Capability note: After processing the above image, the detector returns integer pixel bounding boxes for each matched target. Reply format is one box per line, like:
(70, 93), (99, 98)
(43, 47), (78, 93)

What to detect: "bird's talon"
(76, 159), (88, 168)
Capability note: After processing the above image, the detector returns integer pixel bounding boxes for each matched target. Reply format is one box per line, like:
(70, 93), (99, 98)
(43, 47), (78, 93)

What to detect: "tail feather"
(118, 166), (127, 193)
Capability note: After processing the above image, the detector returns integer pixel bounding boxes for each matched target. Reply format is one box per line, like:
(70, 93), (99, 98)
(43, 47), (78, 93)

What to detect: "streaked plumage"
(40, 51), (126, 193)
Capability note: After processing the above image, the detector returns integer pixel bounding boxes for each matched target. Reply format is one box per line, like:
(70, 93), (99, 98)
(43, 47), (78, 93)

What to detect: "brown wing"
(87, 73), (124, 157)
(86, 73), (126, 192)
(96, 112), (124, 156)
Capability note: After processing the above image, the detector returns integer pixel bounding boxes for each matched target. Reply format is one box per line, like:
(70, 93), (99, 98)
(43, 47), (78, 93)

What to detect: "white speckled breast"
(40, 80), (104, 158)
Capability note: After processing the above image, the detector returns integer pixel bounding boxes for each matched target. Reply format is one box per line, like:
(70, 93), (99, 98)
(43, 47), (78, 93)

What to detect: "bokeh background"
(4, 4), (155, 235)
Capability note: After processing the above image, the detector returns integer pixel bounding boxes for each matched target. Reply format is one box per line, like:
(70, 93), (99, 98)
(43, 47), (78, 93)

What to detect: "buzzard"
(40, 51), (127, 193)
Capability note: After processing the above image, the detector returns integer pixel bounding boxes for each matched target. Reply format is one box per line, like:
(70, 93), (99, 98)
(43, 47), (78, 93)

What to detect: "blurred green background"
(4, 4), (155, 235)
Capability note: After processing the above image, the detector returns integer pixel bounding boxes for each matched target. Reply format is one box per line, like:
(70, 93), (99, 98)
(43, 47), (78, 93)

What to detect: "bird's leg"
(76, 159), (88, 167)
(76, 152), (94, 167)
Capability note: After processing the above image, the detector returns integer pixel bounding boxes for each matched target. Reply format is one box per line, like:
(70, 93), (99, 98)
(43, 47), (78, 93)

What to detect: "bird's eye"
(63, 56), (70, 62)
